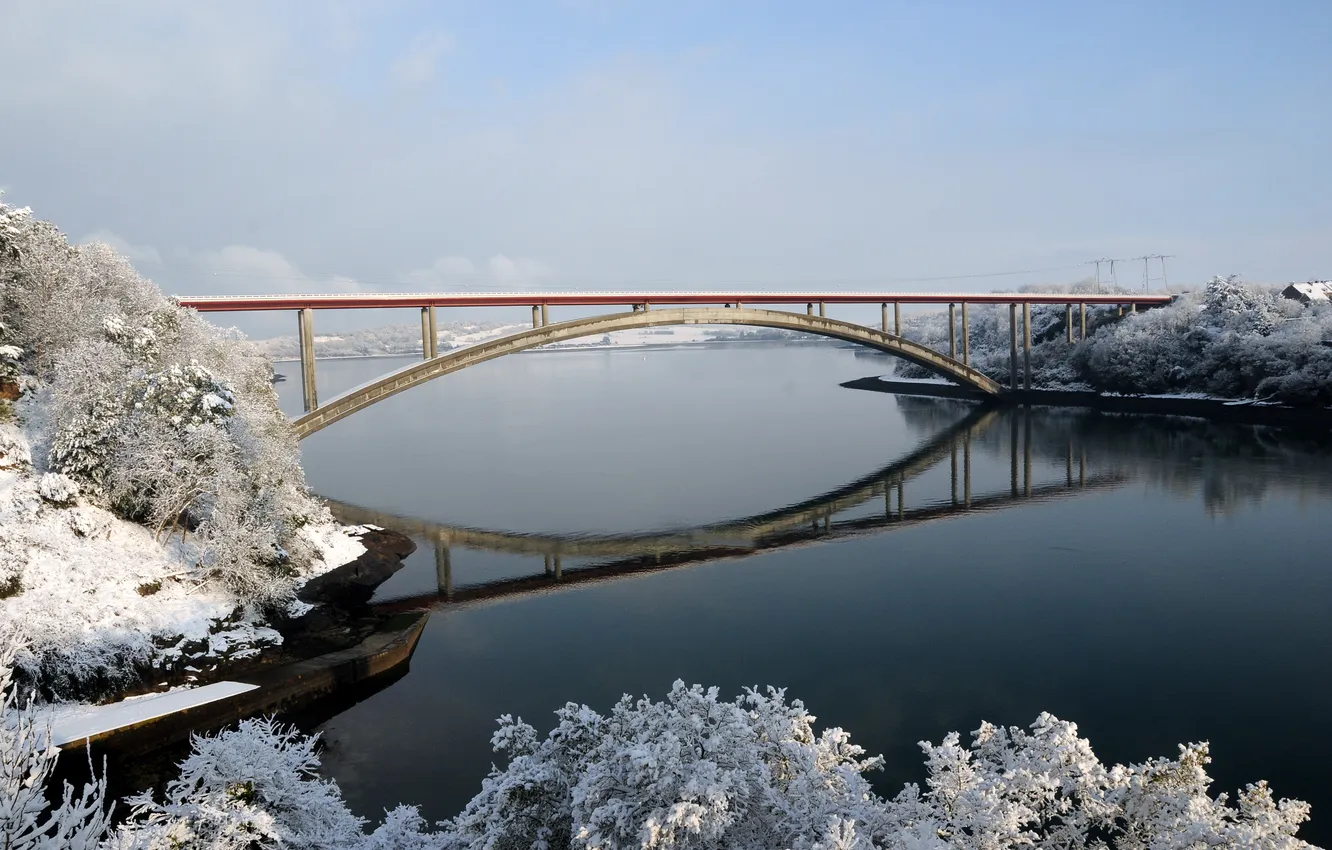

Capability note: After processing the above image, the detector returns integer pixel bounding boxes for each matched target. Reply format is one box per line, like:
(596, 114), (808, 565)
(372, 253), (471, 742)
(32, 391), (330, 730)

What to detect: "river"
(275, 344), (1332, 843)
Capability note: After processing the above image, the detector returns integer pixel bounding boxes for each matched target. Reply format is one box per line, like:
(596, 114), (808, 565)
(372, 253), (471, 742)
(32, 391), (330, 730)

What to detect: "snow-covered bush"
(895, 277), (1332, 405)
(0, 199), (329, 607)
(0, 647), (112, 849)
(0, 656), (1319, 849)
(433, 680), (1316, 849)
(37, 472), (77, 506)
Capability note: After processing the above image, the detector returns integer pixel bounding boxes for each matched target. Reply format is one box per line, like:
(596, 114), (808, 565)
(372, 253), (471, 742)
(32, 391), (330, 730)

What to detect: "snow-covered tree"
(894, 277), (1332, 405)
(0, 199), (331, 613)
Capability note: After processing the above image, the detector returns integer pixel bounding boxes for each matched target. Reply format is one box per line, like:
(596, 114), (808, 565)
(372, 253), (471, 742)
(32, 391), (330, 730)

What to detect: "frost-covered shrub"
(895, 277), (1332, 404)
(37, 472), (78, 506)
(0, 199), (328, 606)
(435, 681), (1316, 849)
(0, 647), (112, 849)
(0, 657), (1319, 849)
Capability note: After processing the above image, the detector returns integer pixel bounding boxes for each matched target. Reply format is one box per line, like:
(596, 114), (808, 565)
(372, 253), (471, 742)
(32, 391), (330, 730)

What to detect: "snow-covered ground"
(0, 407), (366, 694)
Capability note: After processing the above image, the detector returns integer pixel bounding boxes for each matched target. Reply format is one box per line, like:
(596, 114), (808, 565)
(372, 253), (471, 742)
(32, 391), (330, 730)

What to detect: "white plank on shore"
(49, 681), (258, 746)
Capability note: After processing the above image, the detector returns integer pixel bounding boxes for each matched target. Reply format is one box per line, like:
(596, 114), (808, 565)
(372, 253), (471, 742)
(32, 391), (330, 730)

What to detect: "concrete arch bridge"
(177, 291), (1172, 438)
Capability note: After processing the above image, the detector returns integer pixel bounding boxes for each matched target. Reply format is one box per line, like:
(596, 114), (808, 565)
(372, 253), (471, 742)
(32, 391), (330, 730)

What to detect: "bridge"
(317, 406), (1123, 611)
(178, 290), (1174, 438)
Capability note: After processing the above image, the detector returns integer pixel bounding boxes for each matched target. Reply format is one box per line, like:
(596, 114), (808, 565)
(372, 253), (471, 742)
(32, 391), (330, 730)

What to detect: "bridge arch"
(293, 307), (1002, 439)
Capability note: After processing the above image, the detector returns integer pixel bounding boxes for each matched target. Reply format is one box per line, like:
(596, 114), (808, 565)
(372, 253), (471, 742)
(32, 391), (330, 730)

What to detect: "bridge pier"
(881, 302), (888, 333)
(948, 303), (957, 359)
(1008, 304), (1018, 390)
(894, 302), (901, 336)
(541, 304), (549, 326)
(1080, 302), (1087, 339)
(807, 302), (814, 316)
(532, 305), (541, 328)
(298, 307), (318, 413)
(553, 555), (563, 580)
(818, 301), (826, 318)
(896, 481), (904, 520)
(435, 540), (453, 600)
(961, 302), (970, 365)
(1066, 304), (1074, 343)
(544, 553), (552, 576)
(1022, 302), (1032, 391)
(421, 307), (440, 360)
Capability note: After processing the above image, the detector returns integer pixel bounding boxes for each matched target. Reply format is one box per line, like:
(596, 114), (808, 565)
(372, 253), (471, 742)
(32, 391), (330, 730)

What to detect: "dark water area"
(277, 345), (1332, 843)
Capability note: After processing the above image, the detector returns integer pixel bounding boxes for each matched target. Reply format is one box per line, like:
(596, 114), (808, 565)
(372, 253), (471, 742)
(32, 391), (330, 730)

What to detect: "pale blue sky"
(2, 1), (1330, 334)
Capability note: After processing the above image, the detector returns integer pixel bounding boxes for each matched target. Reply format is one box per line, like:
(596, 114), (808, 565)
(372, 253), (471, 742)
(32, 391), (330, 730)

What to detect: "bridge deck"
(178, 291), (1175, 312)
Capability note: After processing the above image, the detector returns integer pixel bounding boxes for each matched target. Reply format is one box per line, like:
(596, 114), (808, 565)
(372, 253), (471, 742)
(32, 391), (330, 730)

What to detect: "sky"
(3, 1), (1331, 337)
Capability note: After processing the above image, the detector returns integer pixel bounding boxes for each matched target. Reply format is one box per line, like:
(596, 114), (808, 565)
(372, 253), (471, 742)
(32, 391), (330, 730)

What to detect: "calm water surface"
(277, 345), (1332, 843)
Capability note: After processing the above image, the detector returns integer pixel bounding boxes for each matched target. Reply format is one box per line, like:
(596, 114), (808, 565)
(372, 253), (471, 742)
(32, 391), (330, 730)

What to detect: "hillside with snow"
(0, 200), (368, 697)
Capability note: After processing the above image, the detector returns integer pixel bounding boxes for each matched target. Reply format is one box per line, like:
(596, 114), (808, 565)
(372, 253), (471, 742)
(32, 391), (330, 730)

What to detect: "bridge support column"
(533, 305), (541, 327)
(435, 540), (453, 600)
(429, 306), (438, 357)
(961, 302), (970, 365)
(733, 301), (740, 309)
(896, 481), (904, 520)
(421, 307), (436, 360)
(1066, 304), (1074, 343)
(948, 303), (957, 359)
(881, 303), (889, 333)
(807, 302), (814, 316)
(1008, 304), (1018, 390)
(1080, 302), (1087, 339)
(1022, 302), (1032, 391)
(818, 301), (826, 318)
(541, 304), (550, 326)
(1130, 302), (1137, 314)
(553, 555), (563, 580)
(298, 308), (318, 413)
(1118, 305), (1125, 317)
(894, 302), (901, 337)
(643, 301), (651, 311)
(544, 553), (552, 576)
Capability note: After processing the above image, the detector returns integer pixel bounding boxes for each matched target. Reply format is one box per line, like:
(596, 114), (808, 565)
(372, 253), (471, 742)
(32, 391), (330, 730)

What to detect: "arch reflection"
(323, 405), (1124, 610)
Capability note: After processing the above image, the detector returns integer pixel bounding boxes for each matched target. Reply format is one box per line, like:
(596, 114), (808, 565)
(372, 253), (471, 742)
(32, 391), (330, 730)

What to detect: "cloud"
(80, 230), (163, 266)
(183, 245), (363, 296)
(400, 254), (555, 291)
(390, 30), (455, 87)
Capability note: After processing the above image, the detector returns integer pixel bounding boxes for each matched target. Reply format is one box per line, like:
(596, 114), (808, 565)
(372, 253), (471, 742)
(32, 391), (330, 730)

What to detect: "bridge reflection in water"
(323, 405), (1123, 611)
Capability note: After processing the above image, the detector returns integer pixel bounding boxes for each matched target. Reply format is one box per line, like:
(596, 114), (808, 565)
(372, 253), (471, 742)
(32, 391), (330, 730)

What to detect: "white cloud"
(80, 230), (163, 266)
(182, 245), (363, 297)
(389, 30), (455, 87)
(400, 254), (555, 291)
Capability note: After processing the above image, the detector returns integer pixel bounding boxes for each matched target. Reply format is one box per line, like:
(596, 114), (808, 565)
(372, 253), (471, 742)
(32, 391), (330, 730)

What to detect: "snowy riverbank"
(0, 397), (367, 698)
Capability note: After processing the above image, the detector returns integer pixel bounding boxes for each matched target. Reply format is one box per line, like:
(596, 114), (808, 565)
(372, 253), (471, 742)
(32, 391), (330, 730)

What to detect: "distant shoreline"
(844, 376), (1332, 429)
